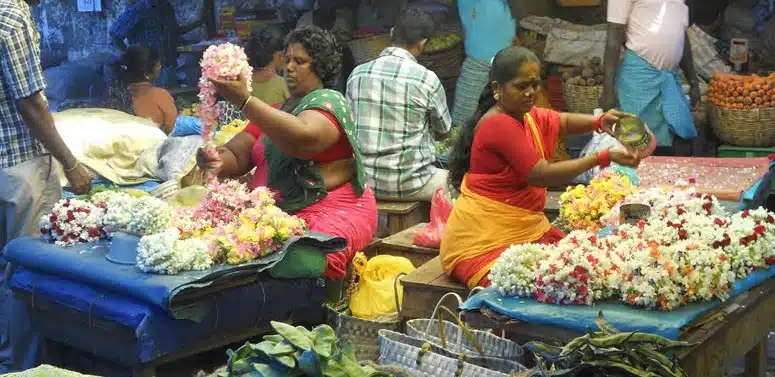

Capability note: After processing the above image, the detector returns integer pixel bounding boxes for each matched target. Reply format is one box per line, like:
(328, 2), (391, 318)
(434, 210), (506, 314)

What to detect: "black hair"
(286, 26), (342, 89)
(113, 45), (160, 84)
(391, 7), (435, 47)
(248, 25), (285, 68)
(448, 46), (540, 191)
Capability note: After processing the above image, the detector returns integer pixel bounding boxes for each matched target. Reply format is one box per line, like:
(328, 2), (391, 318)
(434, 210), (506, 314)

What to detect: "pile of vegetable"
(222, 321), (393, 377)
(708, 72), (775, 109)
(424, 32), (462, 53)
(563, 57), (604, 87)
(526, 313), (694, 377)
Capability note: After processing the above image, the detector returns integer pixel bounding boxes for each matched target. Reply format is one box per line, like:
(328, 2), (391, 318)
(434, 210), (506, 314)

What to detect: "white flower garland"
(136, 229), (212, 274)
(39, 199), (107, 247)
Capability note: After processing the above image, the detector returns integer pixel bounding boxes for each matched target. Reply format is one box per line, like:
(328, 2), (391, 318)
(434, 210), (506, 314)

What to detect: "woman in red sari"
(441, 46), (640, 289)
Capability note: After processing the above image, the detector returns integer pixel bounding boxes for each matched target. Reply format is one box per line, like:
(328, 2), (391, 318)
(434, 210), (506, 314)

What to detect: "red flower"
(767, 215), (774, 224)
(714, 218), (725, 226)
(742, 210), (750, 218)
(754, 225), (766, 235)
(678, 229), (688, 240)
(689, 178), (696, 184)
(766, 256), (775, 265)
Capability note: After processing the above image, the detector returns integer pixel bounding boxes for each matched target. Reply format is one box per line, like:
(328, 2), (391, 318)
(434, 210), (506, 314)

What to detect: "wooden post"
(743, 337), (767, 377)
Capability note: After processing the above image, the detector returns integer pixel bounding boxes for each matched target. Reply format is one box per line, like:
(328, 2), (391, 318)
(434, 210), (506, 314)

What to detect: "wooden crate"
(377, 200), (430, 236)
(370, 223), (438, 267)
(401, 256), (469, 320)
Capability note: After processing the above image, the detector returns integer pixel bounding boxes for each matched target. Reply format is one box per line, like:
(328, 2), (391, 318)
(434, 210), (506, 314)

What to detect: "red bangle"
(594, 114), (605, 133)
(598, 149), (611, 168)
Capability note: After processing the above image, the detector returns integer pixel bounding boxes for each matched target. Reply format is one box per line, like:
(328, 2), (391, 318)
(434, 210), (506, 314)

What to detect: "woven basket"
(709, 104), (775, 147)
(348, 35), (390, 65)
(418, 41), (465, 79)
(563, 84), (603, 114)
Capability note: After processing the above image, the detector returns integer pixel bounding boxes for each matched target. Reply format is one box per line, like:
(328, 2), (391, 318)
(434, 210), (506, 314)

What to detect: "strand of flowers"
(492, 186), (775, 311)
(136, 228), (212, 274)
(39, 199), (107, 247)
(559, 171), (637, 232)
(102, 193), (173, 235)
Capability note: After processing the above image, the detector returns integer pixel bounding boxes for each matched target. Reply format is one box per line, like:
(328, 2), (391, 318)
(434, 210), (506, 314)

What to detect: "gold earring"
(494, 92), (500, 101)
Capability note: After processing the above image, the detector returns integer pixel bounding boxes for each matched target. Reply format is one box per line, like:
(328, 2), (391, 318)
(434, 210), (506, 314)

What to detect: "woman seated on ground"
(248, 25), (290, 105)
(106, 45), (177, 133)
(440, 46), (640, 289)
(197, 26), (378, 280)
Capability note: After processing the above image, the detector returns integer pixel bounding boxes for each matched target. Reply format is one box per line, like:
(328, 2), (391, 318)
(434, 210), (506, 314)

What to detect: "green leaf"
(596, 311), (620, 334)
(312, 325), (337, 358)
(249, 362), (289, 377)
(273, 354), (297, 370)
(269, 341), (297, 356)
(272, 321), (313, 351)
(263, 335), (285, 343)
(319, 357), (349, 377)
(337, 343), (369, 377)
(297, 326), (316, 341)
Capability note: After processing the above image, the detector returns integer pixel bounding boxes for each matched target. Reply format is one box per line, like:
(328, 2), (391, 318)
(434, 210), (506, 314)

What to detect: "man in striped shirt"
(347, 7), (452, 201)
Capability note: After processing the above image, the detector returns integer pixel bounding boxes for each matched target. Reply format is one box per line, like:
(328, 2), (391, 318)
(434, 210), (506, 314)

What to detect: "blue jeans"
(0, 262), (41, 373)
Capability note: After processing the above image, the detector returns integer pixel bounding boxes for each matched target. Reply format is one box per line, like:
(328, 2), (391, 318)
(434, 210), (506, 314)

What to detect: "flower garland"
(196, 43), (253, 141)
(103, 194), (172, 235)
(136, 228), (212, 274)
(39, 199), (107, 247)
(492, 184), (775, 311)
(559, 171), (636, 232)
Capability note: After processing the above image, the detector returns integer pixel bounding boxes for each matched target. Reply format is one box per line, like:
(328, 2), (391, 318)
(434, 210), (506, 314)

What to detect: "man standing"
(600, 0), (700, 156)
(110, 0), (211, 88)
(347, 7), (452, 201)
(0, 0), (92, 371)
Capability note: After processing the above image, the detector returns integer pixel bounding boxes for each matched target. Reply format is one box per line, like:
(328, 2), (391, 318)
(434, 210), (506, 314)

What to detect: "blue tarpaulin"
(3, 233), (344, 321)
(461, 265), (775, 340)
(10, 267), (326, 364)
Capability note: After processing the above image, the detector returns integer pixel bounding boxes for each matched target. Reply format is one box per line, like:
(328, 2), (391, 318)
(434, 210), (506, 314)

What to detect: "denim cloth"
(616, 50), (696, 147)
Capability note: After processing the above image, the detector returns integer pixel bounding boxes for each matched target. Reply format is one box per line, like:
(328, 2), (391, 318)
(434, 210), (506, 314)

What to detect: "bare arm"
(241, 98), (340, 160)
(601, 22), (627, 110)
(526, 154), (601, 188)
(216, 132), (257, 179)
(157, 89), (178, 134)
(560, 112), (598, 136)
(680, 32), (698, 86)
(17, 92), (78, 170)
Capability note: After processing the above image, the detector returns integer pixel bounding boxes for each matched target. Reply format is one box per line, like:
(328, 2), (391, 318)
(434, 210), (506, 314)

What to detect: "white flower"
(39, 199), (106, 247)
(491, 244), (547, 297)
(136, 229), (212, 275)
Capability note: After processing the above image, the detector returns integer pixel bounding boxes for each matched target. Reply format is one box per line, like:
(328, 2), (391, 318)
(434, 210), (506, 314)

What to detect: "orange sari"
(440, 111), (565, 288)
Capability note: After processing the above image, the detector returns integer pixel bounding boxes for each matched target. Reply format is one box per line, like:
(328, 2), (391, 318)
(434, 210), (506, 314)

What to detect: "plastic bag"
(349, 252), (415, 320)
(170, 115), (203, 137)
(412, 188), (454, 249)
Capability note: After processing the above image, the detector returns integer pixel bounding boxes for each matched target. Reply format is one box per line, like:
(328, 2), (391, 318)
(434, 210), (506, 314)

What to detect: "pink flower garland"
(196, 43), (253, 141)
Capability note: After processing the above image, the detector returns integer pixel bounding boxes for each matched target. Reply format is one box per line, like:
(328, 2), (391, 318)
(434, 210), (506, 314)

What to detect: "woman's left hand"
(210, 76), (251, 107)
(599, 109), (635, 136)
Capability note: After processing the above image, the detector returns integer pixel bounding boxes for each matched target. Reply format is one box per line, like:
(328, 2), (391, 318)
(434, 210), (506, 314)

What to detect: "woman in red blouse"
(441, 46), (641, 289)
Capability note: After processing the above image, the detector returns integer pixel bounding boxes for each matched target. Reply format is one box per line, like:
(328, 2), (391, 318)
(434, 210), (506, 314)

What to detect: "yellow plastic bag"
(349, 252), (415, 320)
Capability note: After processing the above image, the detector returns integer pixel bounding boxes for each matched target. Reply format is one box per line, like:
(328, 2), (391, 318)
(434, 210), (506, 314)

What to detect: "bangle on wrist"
(598, 149), (611, 168)
(594, 113), (605, 133)
(240, 95), (253, 112)
(63, 161), (80, 173)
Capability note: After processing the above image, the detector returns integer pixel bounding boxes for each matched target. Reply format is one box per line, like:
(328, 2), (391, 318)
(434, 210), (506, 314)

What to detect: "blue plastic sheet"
(461, 265), (775, 340)
(3, 232), (344, 321)
(10, 267), (325, 364)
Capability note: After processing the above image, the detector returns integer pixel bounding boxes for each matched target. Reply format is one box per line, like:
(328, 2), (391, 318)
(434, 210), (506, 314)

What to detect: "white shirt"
(607, 0), (690, 70)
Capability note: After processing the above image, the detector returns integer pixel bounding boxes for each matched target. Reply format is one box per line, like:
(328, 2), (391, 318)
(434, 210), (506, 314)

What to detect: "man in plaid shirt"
(0, 0), (92, 371)
(347, 7), (452, 201)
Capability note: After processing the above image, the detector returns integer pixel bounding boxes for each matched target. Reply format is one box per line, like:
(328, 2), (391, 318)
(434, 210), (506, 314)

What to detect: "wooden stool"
(401, 256), (469, 320)
(369, 223), (438, 267)
(377, 200), (430, 236)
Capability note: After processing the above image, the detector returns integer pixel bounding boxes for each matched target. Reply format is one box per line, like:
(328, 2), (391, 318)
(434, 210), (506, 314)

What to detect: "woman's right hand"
(196, 146), (224, 172)
(609, 148), (641, 168)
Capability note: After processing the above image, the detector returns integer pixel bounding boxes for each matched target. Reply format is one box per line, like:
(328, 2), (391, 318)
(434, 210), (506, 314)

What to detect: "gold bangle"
(63, 161), (80, 173)
(240, 95), (253, 112)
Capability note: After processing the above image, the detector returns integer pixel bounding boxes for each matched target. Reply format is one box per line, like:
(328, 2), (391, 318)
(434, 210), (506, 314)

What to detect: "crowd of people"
(0, 0), (706, 372)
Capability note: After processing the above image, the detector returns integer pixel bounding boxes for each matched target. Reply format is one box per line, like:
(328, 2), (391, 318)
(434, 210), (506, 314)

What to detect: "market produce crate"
(377, 200), (430, 236)
(348, 34), (390, 65)
(369, 223), (438, 267)
(563, 84), (603, 115)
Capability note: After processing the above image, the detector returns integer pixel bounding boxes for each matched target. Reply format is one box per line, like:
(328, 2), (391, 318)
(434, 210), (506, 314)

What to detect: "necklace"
(130, 81), (153, 87)
(258, 67), (277, 75)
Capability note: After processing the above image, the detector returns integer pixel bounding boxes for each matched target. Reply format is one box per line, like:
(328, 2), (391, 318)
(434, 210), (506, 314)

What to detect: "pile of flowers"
(136, 228), (212, 274)
(559, 171), (636, 232)
(196, 43), (253, 141)
(213, 119), (248, 146)
(102, 193), (173, 235)
(492, 183), (775, 311)
(39, 199), (107, 247)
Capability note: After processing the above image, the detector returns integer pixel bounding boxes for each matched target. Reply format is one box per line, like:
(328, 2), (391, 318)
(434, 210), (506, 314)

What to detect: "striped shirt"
(0, 0), (46, 170)
(346, 47), (451, 197)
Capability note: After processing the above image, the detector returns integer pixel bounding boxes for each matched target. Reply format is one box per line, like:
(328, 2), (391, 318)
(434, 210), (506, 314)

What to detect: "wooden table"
(370, 223), (439, 267)
(462, 276), (775, 377)
(401, 256), (468, 320)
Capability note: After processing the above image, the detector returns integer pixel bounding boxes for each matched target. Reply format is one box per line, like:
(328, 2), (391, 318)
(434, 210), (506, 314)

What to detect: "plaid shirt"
(346, 47), (451, 197)
(0, 0), (46, 170)
(110, 0), (180, 65)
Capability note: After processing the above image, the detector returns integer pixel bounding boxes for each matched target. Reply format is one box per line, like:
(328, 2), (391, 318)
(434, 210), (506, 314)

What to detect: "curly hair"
(286, 26), (342, 89)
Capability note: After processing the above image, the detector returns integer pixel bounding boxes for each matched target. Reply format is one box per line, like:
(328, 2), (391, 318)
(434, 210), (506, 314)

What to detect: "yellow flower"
(263, 225), (276, 239)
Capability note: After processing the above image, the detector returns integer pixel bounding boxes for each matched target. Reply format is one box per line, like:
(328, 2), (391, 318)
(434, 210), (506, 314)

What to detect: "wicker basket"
(709, 104), (775, 147)
(563, 84), (603, 114)
(348, 34), (390, 65)
(418, 40), (465, 79)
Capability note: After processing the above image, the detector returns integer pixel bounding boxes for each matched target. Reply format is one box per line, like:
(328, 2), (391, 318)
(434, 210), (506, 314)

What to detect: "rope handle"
(424, 292), (485, 356)
(393, 272), (408, 323)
